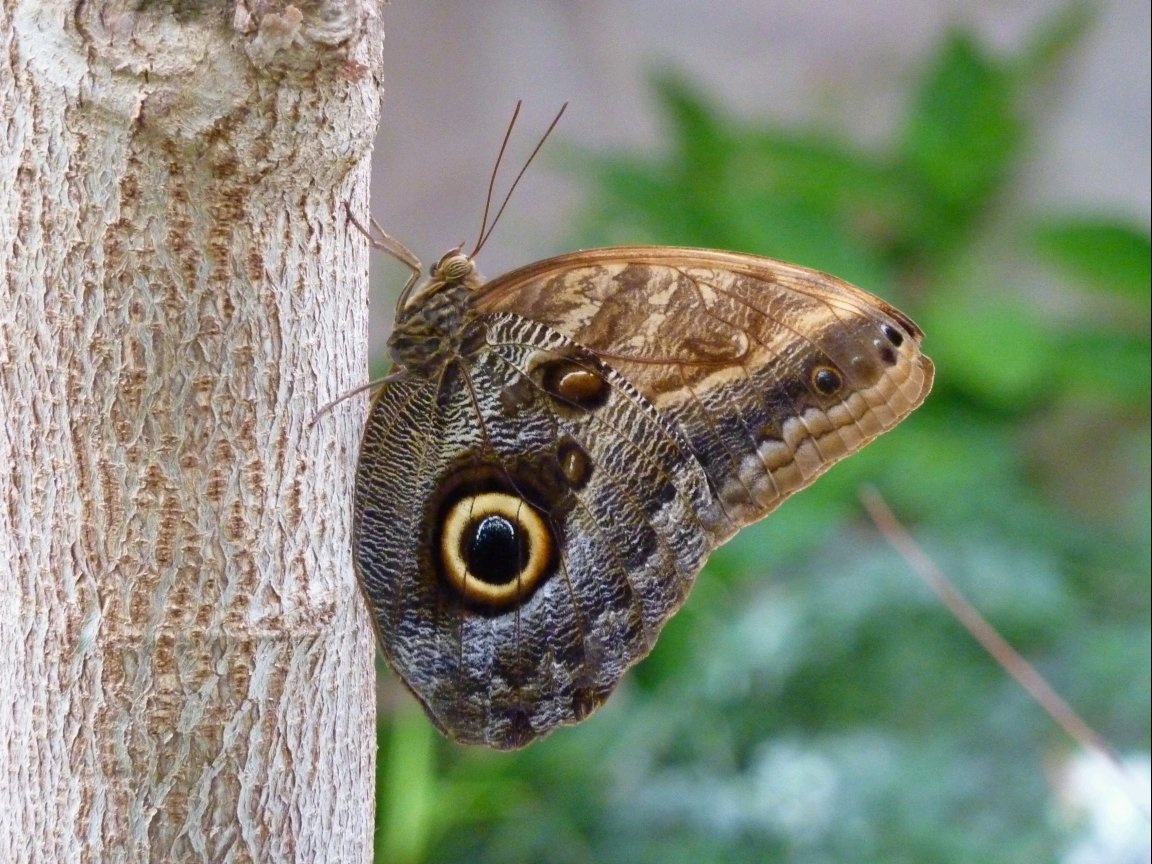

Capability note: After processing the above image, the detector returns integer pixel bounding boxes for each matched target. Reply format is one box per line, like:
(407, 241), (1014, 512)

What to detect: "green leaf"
(1015, 0), (1095, 79)
(1032, 218), (1152, 300)
(378, 710), (437, 864)
(1054, 329), (1152, 405)
(898, 32), (1022, 250)
(920, 289), (1058, 409)
(650, 73), (731, 180)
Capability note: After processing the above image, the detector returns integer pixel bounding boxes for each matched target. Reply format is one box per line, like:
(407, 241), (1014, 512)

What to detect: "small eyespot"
(537, 359), (611, 410)
(881, 323), (904, 347)
(556, 437), (593, 490)
(811, 366), (843, 396)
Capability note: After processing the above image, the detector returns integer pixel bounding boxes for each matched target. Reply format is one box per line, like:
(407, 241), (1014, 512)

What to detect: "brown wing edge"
(473, 245), (921, 333)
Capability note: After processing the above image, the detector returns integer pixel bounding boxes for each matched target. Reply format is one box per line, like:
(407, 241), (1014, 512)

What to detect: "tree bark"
(1, 2), (384, 861)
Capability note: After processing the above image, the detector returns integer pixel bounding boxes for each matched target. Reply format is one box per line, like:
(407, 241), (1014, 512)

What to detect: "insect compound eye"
(434, 251), (475, 282)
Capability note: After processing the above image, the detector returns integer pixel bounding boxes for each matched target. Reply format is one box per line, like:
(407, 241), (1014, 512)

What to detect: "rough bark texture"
(1, 2), (384, 861)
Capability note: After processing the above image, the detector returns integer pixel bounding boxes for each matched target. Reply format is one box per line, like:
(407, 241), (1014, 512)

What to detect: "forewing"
(475, 247), (935, 540)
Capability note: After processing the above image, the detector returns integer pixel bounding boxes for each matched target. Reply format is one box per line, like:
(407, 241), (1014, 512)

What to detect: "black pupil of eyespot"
(465, 514), (526, 585)
(882, 323), (904, 347)
(815, 368), (840, 393)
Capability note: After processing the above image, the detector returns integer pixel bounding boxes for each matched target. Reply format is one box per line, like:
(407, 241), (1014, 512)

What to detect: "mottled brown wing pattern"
(353, 244), (933, 749)
(354, 317), (717, 748)
(475, 247), (935, 541)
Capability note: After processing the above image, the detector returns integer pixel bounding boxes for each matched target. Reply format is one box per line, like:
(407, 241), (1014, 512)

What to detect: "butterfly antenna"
(471, 102), (568, 258)
(473, 100), (523, 257)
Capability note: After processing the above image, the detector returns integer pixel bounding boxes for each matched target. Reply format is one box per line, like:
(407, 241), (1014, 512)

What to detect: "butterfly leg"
(344, 202), (423, 295)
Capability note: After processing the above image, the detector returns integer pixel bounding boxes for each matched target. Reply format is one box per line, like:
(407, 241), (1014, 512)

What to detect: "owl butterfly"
(352, 105), (934, 749)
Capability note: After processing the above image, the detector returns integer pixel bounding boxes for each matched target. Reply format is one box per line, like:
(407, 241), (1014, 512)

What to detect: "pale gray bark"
(1, 2), (385, 861)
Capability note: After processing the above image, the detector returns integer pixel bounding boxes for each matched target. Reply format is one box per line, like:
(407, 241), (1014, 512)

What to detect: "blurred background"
(364, 2), (1150, 862)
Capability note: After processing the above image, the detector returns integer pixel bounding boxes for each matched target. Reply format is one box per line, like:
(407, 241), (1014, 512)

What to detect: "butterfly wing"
(474, 246), (935, 542)
(354, 317), (717, 748)
(355, 245), (933, 748)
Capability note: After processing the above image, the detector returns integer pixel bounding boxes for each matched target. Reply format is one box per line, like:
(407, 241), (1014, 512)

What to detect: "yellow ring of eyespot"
(440, 491), (553, 605)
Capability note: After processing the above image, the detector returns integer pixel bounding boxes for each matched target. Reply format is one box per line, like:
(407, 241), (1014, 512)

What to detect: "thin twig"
(859, 486), (1149, 820)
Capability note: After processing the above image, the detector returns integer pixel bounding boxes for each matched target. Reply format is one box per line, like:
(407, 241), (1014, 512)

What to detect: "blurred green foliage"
(374, 9), (1149, 863)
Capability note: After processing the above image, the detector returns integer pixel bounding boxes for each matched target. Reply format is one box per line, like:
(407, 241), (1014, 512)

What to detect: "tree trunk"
(1, 3), (384, 861)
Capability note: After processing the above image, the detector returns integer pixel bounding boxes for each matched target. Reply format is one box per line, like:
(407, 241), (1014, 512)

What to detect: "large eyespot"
(439, 491), (554, 607)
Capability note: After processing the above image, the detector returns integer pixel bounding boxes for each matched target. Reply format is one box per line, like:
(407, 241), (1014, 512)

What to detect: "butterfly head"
(398, 247), (483, 313)
(432, 248), (476, 282)
(388, 247), (488, 372)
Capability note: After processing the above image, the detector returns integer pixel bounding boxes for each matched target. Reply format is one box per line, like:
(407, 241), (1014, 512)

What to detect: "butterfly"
(349, 107), (933, 749)
(350, 239), (933, 748)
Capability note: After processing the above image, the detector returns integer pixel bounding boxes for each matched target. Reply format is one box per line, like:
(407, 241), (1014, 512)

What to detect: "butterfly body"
(354, 245), (933, 749)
